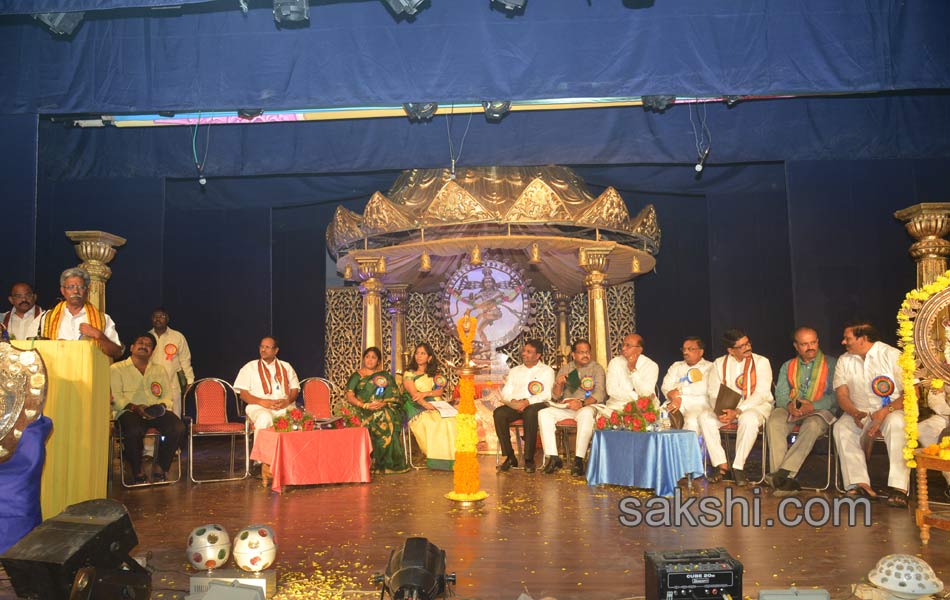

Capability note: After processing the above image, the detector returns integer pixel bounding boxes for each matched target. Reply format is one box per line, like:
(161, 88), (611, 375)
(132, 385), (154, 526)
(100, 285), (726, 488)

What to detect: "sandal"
(845, 486), (876, 501)
(706, 468), (729, 484)
(885, 489), (909, 509)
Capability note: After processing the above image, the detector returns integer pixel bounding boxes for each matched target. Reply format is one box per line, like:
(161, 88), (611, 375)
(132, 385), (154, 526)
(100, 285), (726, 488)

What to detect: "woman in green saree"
(344, 347), (408, 473)
(403, 342), (457, 470)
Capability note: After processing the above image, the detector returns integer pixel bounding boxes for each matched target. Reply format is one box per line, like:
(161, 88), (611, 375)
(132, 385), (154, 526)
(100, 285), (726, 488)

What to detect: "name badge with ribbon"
(164, 343), (178, 361)
(871, 375), (895, 406)
(373, 375), (388, 398)
(433, 374), (447, 390)
(679, 367), (704, 385)
(527, 380), (544, 396)
(150, 381), (163, 397)
(735, 374), (745, 390)
(580, 376), (595, 398)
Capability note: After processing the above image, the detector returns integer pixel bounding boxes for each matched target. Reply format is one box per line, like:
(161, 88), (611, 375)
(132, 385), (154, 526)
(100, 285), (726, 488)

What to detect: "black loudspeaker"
(0, 499), (148, 599)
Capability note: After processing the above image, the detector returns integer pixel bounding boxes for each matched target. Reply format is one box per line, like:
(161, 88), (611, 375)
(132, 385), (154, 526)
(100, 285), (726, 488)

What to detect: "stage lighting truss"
(32, 12), (85, 36)
(273, 0), (309, 23)
(492, 0), (526, 11)
(641, 94), (676, 113)
(403, 102), (439, 122)
(383, 0), (427, 17)
(481, 100), (511, 121)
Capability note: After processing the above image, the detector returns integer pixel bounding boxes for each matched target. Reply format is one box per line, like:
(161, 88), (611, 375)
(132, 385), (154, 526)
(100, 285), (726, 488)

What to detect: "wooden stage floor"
(2, 451), (948, 600)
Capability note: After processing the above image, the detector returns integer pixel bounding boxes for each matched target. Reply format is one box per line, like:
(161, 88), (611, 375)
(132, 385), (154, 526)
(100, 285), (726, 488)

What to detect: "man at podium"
(40, 267), (123, 359)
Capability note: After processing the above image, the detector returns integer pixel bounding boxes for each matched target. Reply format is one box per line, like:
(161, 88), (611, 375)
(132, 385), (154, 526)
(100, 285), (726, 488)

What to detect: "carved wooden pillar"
(581, 247), (612, 369)
(894, 203), (950, 287)
(386, 284), (410, 376)
(356, 256), (385, 355)
(65, 231), (126, 315)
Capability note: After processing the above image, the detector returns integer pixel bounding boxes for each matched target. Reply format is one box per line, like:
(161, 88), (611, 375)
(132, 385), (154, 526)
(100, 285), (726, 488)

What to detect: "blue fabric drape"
(0, 416), (52, 554)
(587, 429), (704, 497)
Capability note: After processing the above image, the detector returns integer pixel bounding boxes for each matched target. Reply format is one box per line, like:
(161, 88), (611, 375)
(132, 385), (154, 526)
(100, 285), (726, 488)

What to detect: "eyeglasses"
(63, 284), (87, 292)
(732, 341), (752, 350)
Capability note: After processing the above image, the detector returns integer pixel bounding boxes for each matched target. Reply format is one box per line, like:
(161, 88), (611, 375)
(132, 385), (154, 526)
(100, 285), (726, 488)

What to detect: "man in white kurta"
(538, 339), (606, 475)
(833, 322), (908, 506)
(918, 387), (950, 497)
(574, 334), (659, 470)
(493, 339), (556, 473)
(661, 337), (728, 477)
(234, 336), (300, 431)
(40, 267), (123, 359)
(149, 308), (195, 416)
(705, 329), (773, 486)
(2, 282), (44, 340)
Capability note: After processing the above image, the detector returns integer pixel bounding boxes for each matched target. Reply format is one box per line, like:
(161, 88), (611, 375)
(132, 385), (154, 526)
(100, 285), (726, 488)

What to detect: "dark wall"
(0, 114), (38, 295)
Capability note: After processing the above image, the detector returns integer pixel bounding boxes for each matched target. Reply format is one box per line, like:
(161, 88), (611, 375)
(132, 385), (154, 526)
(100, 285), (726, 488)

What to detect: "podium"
(13, 340), (111, 518)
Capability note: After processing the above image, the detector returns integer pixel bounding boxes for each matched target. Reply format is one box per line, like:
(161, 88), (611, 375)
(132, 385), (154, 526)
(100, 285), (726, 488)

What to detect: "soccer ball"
(185, 524), (231, 571)
(232, 525), (277, 572)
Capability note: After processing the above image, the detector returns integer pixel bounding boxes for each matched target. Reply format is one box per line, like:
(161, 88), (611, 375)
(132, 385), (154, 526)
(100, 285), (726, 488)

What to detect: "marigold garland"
(896, 271), (950, 468)
(447, 315), (487, 502)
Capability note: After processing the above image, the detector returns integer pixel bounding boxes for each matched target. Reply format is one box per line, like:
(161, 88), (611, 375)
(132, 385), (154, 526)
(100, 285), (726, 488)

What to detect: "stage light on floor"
(403, 102), (439, 122)
(32, 12), (84, 36)
(383, 0), (427, 17)
(481, 100), (511, 121)
(273, 0), (309, 23)
(376, 538), (455, 600)
(868, 555), (943, 600)
(642, 95), (676, 113)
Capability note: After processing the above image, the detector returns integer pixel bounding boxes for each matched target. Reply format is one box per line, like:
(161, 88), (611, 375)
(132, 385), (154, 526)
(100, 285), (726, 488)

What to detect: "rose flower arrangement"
(595, 396), (659, 432)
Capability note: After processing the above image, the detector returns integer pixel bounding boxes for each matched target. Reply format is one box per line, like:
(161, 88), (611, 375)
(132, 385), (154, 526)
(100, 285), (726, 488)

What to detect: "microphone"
(694, 147), (710, 173)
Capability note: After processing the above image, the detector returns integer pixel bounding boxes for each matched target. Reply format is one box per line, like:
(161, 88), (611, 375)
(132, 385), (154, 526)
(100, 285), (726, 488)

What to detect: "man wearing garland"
(494, 338), (556, 473)
(833, 321), (908, 507)
(111, 332), (185, 484)
(41, 267), (123, 359)
(765, 327), (837, 496)
(661, 336), (729, 483)
(234, 336), (300, 432)
(537, 339), (606, 476)
(148, 307), (195, 417)
(705, 328), (774, 486)
(2, 282), (44, 341)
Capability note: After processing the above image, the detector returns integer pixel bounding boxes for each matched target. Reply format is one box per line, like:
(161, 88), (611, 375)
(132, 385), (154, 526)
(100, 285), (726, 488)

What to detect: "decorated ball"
(869, 554), (943, 598)
(185, 524), (231, 571)
(232, 525), (277, 572)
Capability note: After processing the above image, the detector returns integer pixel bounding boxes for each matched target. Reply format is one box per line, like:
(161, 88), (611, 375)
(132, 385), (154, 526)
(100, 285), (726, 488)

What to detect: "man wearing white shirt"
(149, 307), (195, 417)
(234, 336), (300, 431)
(2, 282), (44, 340)
(39, 267), (123, 359)
(833, 321), (908, 507)
(705, 328), (774, 486)
(494, 339), (556, 473)
(661, 337), (728, 482)
(917, 387), (950, 499)
(572, 334), (659, 474)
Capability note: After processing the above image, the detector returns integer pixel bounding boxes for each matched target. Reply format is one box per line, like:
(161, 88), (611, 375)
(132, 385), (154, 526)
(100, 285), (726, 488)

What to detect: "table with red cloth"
(249, 427), (372, 493)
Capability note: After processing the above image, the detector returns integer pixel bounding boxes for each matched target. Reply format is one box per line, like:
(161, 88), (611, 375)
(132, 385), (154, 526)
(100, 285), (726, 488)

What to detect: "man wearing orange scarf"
(40, 267), (123, 359)
(234, 336), (300, 431)
(766, 327), (837, 496)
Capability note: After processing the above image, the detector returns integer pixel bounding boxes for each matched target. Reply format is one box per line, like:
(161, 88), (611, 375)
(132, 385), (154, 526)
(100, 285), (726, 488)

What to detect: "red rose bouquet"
(335, 404), (365, 429)
(273, 407), (317, 432)
(594, 397), (659, 432)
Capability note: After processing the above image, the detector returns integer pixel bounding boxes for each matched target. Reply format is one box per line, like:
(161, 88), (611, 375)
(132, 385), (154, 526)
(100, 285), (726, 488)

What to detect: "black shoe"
(151, 470), (167, 483)
(542, 456), (563, 474)
(497, 457), (518, 472)
(707, 467), (728, 483)
(772, 477), (802, 498)
(571, 457), (585, 477)
(944, 487), (950, 500)
(524, 461), (537, 474)
(733, 469), (749, 487)
(132, 474), (147, 485)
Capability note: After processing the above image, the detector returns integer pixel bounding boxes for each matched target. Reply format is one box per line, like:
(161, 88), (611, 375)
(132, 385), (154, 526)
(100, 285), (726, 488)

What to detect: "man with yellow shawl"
(766, 326), (837, 496)
(40, 267), (123, 359)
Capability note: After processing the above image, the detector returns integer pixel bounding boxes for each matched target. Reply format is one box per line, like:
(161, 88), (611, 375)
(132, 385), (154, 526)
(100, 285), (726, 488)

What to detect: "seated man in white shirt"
(833, 321), (909, 507)
(705, 328), (774, 486)
(661, 336), (729, 483)
(234, 336), (300, 432)
(39, 267), (123, 359)
(916, 387), (949, 499)
(2, 282), (44, 340)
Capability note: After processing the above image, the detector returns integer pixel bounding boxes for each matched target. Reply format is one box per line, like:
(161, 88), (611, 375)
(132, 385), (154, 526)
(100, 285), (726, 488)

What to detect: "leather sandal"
(885, 489), (909, 508)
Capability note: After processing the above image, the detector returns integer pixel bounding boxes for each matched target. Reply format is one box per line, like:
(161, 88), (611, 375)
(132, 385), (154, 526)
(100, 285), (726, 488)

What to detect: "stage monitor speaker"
(0, 499), (145, 599)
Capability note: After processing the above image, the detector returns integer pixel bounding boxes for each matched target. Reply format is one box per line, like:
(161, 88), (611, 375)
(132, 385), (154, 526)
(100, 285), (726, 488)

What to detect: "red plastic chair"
(299, 377), (333, 418)
(185, 378), (250, 483)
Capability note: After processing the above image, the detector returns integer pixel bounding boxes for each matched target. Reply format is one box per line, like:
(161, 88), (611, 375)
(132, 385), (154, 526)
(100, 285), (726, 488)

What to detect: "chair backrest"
(300, 377), (332, 418)
(192, 378), (234, 425)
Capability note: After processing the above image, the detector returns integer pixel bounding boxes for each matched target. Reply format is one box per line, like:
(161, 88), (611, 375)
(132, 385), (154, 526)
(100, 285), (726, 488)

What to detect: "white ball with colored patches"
(186, 524), (231, 571)
(232, 525), (277, 572)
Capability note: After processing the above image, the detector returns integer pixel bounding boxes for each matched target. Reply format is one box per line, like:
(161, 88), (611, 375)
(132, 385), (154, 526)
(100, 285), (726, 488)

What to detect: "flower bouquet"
(273, 407), (316, 432)
(335, 404), (365, 429)
(595, 397), (659, 432)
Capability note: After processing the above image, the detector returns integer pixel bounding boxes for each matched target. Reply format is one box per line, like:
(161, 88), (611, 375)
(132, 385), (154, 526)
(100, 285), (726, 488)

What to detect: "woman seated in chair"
(344, 347), (408, 474)
(403, 342), (456, 470)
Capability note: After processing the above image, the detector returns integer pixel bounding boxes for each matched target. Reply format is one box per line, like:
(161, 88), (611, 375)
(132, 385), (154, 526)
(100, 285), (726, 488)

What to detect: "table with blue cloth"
(587, 429), (704, 497)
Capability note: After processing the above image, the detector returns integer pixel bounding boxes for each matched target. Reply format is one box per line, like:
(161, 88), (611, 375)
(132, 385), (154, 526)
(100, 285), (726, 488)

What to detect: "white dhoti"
(245, 404), (289, 430)
(833, 411), (909, 491)
(679, 395), (727, 467)
(539, 406), (580, 457)
(728, 411), (766, 470)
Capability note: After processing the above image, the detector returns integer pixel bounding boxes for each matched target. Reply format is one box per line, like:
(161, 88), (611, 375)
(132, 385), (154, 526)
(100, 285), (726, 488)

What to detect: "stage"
(3, 447), (946, 600)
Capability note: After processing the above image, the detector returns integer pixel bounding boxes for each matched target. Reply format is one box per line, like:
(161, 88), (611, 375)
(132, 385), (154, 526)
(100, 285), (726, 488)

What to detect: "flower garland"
(446, 316), (487, 502)
(896, 271), (950, 468)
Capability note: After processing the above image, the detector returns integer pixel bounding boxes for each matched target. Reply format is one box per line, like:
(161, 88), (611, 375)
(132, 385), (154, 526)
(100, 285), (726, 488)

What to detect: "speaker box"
(0, 499), (142, 599)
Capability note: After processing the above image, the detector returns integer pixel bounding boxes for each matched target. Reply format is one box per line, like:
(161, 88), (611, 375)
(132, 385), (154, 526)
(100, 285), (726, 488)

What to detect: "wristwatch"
(887, 405), (895, 413)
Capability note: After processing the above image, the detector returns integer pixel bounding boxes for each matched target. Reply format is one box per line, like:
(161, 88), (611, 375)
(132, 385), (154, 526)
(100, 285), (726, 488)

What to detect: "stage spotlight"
(481, 100), (511, 121)
(403, 102), (439, 122)
(492, 0), (526, 11)
(641, 95), (676, 113)
(273, 0), (309, 23)
(238, 109), (264, 120)
(377, 538), (455, 600)
(383, 0), (427, 17)
(32, 12), (84, 36)
(723, 95), (742, 108)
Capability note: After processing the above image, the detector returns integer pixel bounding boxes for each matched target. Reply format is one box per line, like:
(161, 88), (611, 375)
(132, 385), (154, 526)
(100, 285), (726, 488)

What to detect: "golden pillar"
(386, 284), (410, 375)
(552, 286), (571, 367)
(356, 256), (385, 355)
(65, 230), (126, 314)
(894, 203), (950, 287)
(581, 247), (612, 369)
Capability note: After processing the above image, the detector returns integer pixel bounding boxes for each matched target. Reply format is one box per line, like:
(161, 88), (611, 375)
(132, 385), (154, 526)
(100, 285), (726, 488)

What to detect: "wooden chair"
(184, 378), (250, 483)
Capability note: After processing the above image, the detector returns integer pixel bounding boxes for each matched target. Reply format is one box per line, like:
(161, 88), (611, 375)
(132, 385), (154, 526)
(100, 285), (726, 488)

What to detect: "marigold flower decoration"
(595, 397), (659, 432)
(273, 407), (317, 432)
(896, 271), (950, 468)
(446, 315), (487, 503)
